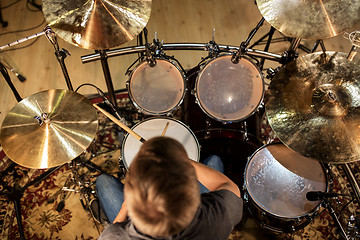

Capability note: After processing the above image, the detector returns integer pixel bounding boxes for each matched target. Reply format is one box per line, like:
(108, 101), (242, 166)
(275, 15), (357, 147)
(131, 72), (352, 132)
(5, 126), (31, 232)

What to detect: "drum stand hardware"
(58, 158), (104, 234)
(0, 61), (22, 102)
(0, 164), (63, 240)
(0, 1), (8, 28)
(232, 17), (266, 64)
(44, 26), (73, 91)
(322, 197), (350, 240)
(347, 215), (360, 239)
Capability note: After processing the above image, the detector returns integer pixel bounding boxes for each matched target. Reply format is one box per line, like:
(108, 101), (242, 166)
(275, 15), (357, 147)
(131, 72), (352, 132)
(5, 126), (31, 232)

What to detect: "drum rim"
(127, 58), (187, 115)
(194, 54), (265, 123)
(243, 142), (329, 219)
(121, 116), (200, 169)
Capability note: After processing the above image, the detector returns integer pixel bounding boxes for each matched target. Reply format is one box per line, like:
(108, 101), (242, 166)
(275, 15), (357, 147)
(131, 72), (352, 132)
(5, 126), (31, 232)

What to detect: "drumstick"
(93, 104), (146, 143)
(161, 122), (170, 136)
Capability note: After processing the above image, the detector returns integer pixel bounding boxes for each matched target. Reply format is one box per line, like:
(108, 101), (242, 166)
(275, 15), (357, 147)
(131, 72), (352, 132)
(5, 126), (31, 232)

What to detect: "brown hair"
(125, 136), (200, 237)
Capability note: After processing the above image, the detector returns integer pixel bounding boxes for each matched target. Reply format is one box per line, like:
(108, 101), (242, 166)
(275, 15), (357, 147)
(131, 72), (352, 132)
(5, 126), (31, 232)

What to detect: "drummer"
(95, 136), (243, 239)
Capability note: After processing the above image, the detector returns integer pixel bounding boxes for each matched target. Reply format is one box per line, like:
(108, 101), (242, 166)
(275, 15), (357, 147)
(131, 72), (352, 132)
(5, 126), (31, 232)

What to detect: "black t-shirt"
(98, 190), (243, 240)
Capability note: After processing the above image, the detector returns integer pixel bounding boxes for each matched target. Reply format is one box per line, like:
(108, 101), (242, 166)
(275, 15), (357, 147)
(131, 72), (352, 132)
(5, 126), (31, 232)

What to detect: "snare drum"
(195, 55), (264, 122)
(244, 143), (327, 233)
(121, 117), (200, 169)
(127, 59), (186, 115)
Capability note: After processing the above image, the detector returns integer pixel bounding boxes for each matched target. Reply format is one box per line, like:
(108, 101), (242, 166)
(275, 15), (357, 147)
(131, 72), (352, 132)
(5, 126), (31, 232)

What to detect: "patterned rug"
(0, 94), (359, 239)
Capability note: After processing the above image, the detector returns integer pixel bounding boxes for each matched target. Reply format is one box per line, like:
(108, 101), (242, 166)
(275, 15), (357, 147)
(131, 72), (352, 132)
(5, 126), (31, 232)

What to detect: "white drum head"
(128, 59), (185, 115)
(196, 55), (264, 122)
(122, 117), (199, 169)
(245, 144), (327, 218)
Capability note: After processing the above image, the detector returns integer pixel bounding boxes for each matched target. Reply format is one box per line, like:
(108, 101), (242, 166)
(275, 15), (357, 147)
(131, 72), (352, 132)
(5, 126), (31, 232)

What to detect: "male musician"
(95, 136), (243, 239)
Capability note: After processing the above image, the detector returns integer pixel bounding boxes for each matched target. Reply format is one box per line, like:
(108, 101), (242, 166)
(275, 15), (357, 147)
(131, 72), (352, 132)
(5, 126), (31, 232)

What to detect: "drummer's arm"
(190, 159), (240, 198)
(113, 200), (128, 223)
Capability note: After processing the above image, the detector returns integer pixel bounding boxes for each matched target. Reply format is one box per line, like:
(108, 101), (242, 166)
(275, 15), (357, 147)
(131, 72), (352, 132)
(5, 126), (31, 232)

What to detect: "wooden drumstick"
(93, 103), (146, 143)
(161, 122), (170, 136)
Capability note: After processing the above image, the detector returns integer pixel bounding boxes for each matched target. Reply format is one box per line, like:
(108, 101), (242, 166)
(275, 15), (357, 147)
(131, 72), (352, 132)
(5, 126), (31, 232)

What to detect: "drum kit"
(1, 0), (360, 239)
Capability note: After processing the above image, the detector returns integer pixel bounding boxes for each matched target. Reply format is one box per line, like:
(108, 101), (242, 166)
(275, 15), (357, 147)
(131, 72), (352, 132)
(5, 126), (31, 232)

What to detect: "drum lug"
(243, 191), (249, 203)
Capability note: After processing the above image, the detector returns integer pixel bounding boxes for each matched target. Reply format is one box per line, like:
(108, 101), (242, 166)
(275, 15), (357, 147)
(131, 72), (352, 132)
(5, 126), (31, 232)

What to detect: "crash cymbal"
(266, 51), (360, 163)
(256, 0), (360, 39)
(42, 0), (152, 50)
(0, 89), (98, 169)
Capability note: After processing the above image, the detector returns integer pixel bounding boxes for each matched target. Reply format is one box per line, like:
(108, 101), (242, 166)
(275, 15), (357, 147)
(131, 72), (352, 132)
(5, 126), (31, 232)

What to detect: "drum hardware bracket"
(205, 29), (220, 58)
(265, 67), (280, 80)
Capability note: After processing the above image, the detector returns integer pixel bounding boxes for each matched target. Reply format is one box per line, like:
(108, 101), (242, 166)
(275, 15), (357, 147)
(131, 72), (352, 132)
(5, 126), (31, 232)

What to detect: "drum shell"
(243, 142), (328, 233)
(127, 59), (186, 115)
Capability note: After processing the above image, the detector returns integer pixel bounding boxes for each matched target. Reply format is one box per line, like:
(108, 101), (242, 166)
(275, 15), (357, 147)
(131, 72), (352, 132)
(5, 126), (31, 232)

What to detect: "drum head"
(245, 144), (327, 218)
(195, 55), (264, 122)
(122, 117), (200, 168)
(128, 59), (185, 115)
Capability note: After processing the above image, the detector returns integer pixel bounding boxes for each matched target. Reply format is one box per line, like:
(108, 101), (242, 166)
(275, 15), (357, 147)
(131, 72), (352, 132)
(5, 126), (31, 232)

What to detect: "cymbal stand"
(96, 50), (118, 110)
(0, 164), (63, 240)
(44, 26), (73, 91)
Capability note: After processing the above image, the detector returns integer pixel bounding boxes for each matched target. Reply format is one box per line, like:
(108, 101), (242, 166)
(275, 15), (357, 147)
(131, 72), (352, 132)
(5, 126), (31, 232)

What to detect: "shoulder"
(98, 222), (131, 240)
(202, 189), (243, 207)
(201, 189), (243, 224)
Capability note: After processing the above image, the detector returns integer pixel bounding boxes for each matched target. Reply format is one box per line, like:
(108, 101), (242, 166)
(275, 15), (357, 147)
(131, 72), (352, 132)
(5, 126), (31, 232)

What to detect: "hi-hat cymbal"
(256, 0), (360, 39)
(42, 0), (152, 50)
(0, 89), (99, 169)
(266, 51), (360, 163)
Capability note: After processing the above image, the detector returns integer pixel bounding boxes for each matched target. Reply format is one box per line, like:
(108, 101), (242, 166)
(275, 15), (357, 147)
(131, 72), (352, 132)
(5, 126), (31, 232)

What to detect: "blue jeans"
(96, 155), (224, 223)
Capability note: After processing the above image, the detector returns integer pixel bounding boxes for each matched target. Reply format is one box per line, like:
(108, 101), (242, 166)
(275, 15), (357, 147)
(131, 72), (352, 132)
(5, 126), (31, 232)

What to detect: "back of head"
(125, 136), (200, 237)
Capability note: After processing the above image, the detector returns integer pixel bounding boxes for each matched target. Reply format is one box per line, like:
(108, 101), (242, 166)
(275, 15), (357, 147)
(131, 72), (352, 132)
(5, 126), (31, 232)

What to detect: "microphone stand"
(0, 61), (22, 102)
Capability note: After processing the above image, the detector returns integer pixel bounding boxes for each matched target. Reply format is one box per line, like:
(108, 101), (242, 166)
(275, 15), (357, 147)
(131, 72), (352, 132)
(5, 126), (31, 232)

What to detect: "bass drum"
(121, 117), (200, 169)
(196, 128), (263, 189)
(244, 143), (328, 233)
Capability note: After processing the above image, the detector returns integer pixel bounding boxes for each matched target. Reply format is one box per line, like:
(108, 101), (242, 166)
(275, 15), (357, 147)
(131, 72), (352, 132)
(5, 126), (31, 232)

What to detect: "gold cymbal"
(256, 0), (360, 39)
(42, 0), (152, 50)
(266, 52), (360, 163)
(0, 89), (99, 169)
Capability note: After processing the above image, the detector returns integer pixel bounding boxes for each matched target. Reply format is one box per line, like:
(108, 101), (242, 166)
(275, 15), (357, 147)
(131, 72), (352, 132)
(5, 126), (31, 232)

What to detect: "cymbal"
(266, 51), (360, 163)
(42, 0), (152, 50)
(256, 0), (360, 39)
(0, 89), (99, 169)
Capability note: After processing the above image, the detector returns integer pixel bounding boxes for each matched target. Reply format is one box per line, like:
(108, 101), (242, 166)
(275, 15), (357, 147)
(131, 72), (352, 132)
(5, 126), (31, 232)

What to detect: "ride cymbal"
(256, 0), (360, 39)
(0, 89), (98, 169)
(266, 52), (360, 163)
(42, 0), (152, 50)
